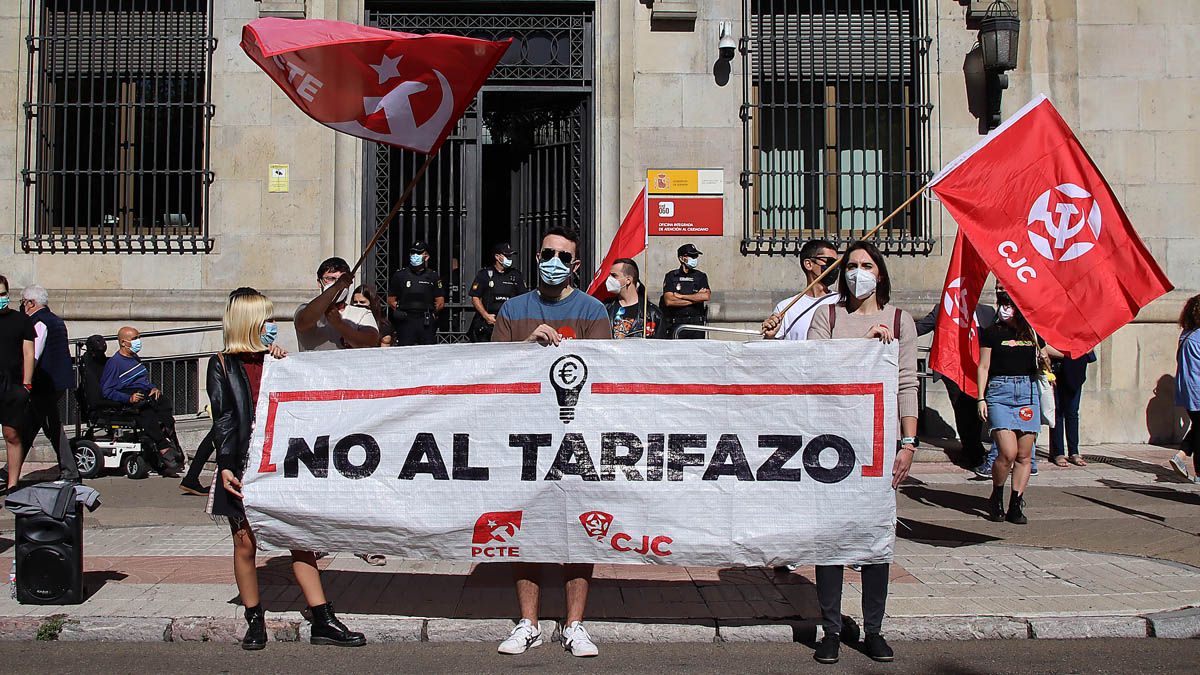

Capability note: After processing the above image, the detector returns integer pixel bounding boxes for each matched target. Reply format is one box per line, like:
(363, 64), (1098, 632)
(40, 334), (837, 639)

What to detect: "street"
(2, 639), (1198, 674)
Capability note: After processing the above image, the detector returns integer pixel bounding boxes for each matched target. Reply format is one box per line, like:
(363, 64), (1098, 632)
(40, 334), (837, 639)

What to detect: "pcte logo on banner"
(471, 510), (523, 558)
(578, 511), (673, 558)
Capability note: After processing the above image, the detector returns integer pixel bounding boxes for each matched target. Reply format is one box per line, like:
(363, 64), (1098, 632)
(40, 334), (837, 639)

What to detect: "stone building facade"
(0, 0), (1195, 444)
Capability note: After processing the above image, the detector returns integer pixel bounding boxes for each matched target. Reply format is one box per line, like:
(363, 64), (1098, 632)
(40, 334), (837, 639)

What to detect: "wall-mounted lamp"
(978, 1), (1020, 131)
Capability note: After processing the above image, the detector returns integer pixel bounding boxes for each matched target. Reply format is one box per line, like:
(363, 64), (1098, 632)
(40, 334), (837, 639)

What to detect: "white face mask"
(605, 276), (623, 294)
(845, 268), (878, 300)
(998, 305), (1015, 322)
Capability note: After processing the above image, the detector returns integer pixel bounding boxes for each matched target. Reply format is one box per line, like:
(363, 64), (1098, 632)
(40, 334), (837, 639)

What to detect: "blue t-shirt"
(491, 289), (611, 342)
(1177, 330), (1200, 410)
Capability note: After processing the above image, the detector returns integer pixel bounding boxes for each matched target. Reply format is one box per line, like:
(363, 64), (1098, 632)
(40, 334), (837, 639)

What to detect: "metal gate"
(363, 5), (594, 343)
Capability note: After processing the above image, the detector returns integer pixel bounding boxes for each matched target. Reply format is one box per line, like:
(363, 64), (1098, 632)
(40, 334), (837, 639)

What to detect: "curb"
(2, 608), (1197, 643)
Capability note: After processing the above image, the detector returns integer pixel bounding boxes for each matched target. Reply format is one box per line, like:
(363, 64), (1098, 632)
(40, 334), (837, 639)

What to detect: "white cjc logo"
(1026, 183), (1102, 262)
(942, 276), (978, 338)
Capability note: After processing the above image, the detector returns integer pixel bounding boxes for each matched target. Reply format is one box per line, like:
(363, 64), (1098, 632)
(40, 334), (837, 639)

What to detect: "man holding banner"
(492, 225), (609, 657)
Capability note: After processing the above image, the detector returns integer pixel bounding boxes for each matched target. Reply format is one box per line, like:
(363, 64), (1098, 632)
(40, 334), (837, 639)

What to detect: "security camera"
(718, 21), (736, 60)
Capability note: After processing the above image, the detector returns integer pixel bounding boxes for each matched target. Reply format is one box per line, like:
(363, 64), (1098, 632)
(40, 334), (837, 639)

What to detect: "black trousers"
(183, 428), (216, 484)
(132, 396), (176, 448)
(1184, 410), (1200, 474)
(815, 563), (890, 636)
(18, 388), (79, 480)
(947, 384), (986, 466)
(394, 313), (436, 346)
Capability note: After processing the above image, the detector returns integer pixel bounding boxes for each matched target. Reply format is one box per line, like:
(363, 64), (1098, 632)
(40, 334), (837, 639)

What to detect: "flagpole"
(350, 151), (438, 278)
(769, 184), (929, 322)
(641, 186), (650, 338)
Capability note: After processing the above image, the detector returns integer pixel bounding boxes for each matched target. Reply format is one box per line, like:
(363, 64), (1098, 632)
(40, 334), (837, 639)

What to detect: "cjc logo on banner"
(579, 511), (673, 558)
(471, 510), (523, 558)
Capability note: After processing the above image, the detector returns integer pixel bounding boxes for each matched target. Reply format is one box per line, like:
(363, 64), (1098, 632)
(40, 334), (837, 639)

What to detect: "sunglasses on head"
(540, 248), (574, 265)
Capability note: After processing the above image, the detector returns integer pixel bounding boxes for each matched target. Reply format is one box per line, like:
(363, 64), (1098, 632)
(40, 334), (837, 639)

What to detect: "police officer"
(468, 242), (527, 343)
(661, 243), (711, 339)
(387, 240), (446, 346)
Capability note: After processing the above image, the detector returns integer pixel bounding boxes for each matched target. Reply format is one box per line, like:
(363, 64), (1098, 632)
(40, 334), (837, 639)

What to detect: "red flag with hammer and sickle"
(929, 233), (990, 398)
(929, 95), (1171, 357)
(242, 18), (510, 154)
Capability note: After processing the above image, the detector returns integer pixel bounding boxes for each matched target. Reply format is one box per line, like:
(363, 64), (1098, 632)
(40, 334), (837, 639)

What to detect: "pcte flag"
(929, 95), (1172, 357)
(241, 18), (510, 154)
(242, 340), (899, 567)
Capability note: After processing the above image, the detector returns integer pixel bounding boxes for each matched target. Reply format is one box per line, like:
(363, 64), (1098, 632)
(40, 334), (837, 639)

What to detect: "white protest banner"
(243, 339), (898, 567)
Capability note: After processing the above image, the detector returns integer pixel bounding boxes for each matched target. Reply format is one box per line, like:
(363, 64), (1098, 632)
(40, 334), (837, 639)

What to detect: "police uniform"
(468, 267), (527, 342)
(661, 267), (710, 340)
(388, 266), (445, 346)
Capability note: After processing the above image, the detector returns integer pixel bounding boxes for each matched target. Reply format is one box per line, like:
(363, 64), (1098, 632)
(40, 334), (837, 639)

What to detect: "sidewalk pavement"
(1, 443), (1198, 644)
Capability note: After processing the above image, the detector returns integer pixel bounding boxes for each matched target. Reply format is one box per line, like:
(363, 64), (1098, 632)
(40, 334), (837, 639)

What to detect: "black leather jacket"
(207, 353), (253, 476)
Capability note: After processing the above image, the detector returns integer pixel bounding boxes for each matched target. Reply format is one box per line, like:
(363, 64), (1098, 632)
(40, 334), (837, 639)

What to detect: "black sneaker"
(813, 633), (840, 664)
(863, 633), (894, 662)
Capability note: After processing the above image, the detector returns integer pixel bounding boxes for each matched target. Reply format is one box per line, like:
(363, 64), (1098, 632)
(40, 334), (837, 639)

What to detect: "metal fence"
(741, 0), (937, 256)
(21, 0), (216, 254)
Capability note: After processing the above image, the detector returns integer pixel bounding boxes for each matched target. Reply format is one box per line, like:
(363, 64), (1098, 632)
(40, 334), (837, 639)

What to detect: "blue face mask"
(686, 256), (700, 269)
(500, 256), (513, 269)
(409, 254), (425, 268)
(129, 338), (142, 354)
(261, 322), (278, 347)
(538, 256), (572, 286)
(0, 297), (8, 311)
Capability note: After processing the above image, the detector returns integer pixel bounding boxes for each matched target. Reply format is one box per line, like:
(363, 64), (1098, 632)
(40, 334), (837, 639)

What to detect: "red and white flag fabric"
(929, 233), (990, 398)
(586, 188), (647, 300)
(242, 18), (510, 154)
(929, 95), (1172, 357)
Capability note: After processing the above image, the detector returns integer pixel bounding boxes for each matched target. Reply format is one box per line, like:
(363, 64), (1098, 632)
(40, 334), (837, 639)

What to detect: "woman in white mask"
(805, 240), (917, 665)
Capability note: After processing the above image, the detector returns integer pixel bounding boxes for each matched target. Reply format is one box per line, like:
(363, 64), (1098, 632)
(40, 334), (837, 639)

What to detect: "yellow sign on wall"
(646, 168), (723, 195)
(269, 164), (290, 193)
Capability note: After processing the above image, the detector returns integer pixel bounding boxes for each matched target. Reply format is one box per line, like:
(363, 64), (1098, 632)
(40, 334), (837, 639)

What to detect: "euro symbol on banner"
(1026, 183), (1102, 263)
(550, 355), (588, 423)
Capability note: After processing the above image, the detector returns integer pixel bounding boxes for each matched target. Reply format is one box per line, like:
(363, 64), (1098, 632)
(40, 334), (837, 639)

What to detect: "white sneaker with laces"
(497, 619), (542, 655)
(561, 621), (599, 657)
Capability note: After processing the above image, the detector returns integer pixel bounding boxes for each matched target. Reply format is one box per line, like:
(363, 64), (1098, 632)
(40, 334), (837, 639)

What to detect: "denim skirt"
(985, 375), (1041, 433)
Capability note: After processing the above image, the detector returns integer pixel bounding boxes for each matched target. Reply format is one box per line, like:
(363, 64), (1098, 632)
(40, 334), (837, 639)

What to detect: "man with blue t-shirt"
(491, 226), (609, 658)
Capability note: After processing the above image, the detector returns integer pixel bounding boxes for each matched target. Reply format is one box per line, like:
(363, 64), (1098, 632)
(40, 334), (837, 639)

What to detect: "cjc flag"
(586, 188), (647, 301)
(929, 233), (989, 398)
(242, 18), (510, 154)
(929, 95), (1172, 357)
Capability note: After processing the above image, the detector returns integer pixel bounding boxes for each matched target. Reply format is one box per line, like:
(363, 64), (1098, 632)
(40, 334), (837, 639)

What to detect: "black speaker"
(15, 504), (84, 605)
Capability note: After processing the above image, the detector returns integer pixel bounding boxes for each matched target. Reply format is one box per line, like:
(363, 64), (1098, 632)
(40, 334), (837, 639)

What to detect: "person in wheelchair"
(98, 327), (184, 476)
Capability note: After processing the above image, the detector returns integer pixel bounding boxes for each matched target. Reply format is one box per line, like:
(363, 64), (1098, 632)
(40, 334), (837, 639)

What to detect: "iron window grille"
(22, 0), (216, 254)
(741, 0), (936, 256)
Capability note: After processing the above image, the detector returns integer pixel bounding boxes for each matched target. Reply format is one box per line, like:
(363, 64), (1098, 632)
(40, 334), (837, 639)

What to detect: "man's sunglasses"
(540, 248), (575, 265)
(807, 255), (838, 266)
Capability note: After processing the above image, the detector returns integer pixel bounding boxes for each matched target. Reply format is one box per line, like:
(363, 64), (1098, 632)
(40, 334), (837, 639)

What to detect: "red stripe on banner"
(590, 382), (887, 478)
(257, 383), (541, 473)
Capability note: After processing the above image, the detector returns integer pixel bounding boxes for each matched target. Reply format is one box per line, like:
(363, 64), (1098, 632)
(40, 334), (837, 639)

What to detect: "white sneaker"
(561, 621), (599, 657)
(497, 619), (542, 655)
(1170, 454), (1191, 480)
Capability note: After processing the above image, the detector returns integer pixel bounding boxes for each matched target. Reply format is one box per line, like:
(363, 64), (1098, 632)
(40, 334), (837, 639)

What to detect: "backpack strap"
(828, 304), (837, 332)
(893, 307), (902, 340)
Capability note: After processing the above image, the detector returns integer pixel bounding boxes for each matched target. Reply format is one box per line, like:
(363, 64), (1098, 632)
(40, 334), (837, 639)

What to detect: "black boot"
(863, 633), (895, 662)
(241, 605), (267, 651)
(308, 602), (366, 647)
(1006, 489), (1028, 524)
(988, 485), (1006, 522)
(813, 633), (840, 664)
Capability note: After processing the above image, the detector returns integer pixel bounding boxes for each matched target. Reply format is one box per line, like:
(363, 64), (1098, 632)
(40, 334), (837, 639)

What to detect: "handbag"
(1030, 329), (1056, 428)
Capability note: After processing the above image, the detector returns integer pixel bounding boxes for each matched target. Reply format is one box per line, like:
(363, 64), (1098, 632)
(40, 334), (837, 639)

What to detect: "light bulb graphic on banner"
(549, 354), (588, 423)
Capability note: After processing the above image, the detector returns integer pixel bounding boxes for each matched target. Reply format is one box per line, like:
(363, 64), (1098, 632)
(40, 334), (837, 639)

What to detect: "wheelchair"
(69, 336), (185, 480)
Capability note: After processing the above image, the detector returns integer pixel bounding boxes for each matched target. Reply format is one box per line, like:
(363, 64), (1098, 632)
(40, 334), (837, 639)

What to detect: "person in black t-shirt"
(387, 240), (446, 346)
(0, 275), (36, 492)
(468, 243), (527, 343)
(661, 244), (710, 339)
(603, 258), (664, 339)
(976, 287), (1062, 524)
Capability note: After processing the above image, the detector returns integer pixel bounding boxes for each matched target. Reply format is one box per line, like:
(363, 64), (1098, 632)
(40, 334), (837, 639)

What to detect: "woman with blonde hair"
(208, 290), (365, 650)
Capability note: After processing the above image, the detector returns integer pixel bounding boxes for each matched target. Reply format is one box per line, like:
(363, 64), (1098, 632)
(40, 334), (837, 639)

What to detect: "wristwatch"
(900, 436), (919, 449)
